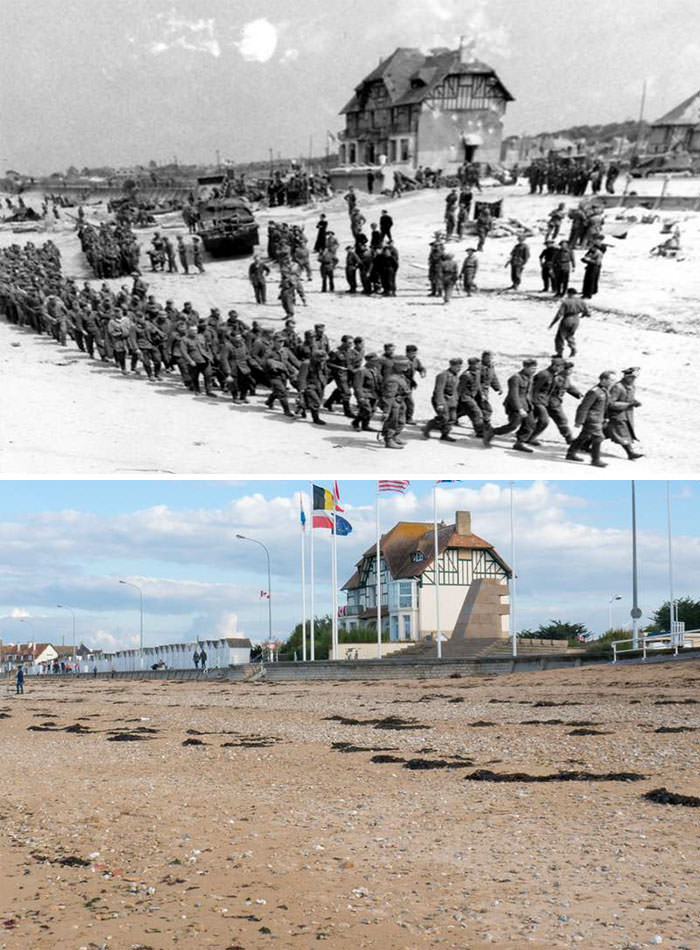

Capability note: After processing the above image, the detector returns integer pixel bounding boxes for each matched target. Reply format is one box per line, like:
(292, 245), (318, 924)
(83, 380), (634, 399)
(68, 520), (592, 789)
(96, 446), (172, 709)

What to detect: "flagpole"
(331, 506), (338, 660)
(434, 482), (442, 660)
(666, 481), (675, 630)
(300, 492), (307, 663)
(376, 484), (382, 659)
(510, 481), (518, 658)
(310, 482), (315, 662)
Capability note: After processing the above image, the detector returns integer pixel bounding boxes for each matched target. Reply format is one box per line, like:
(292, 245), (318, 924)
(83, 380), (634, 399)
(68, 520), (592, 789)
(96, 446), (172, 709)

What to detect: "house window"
(390, 616), (399, 641)
(390, 140), (398, 162)
(402, 615), (412, 640)
(339, 144), (347, 164)
(400, 138), (410, 161)
(398, 582), (413, 608)
(349, 144), (357, 164)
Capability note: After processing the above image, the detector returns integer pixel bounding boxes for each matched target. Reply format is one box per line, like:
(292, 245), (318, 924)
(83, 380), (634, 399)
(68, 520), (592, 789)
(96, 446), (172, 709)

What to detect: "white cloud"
(10, 607), (30, 618)
(147, 14), (221, 58)
(280, 48), (300, 64)
(236, 18), (279, 63)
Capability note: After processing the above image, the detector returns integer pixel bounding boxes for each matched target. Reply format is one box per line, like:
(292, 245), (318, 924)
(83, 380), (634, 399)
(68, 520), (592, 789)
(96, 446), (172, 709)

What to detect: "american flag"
(378, 480), (411, 494)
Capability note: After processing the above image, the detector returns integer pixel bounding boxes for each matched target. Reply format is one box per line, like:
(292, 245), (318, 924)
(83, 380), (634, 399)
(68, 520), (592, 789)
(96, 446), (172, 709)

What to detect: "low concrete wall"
(596, 193), (700, 212)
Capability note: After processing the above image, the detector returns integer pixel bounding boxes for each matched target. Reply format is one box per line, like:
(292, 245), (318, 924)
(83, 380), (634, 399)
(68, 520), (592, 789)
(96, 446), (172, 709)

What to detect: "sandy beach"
(1, 660), (699, 949)
(1, 181), (698, 476)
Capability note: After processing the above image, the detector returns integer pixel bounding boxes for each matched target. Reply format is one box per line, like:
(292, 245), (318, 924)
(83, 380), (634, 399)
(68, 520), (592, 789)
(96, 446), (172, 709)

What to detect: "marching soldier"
(566, 371), (615, 468)
(549, 288), (590, 357)
(423, 358), (462, 442)
(483, 359), (538, 452)
(249, 255), (270, 304)
(456, 358), (485, 437)
(605, 367), (644, 460)
(381, 358), (411, 449)
(460, 248), (479, 296)
(351, 352), (380, 431)
(477, 351), (502, 427)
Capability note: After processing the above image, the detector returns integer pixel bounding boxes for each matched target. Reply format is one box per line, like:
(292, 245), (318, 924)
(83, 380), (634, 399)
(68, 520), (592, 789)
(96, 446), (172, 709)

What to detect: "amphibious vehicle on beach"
(193, 175), (259, 257)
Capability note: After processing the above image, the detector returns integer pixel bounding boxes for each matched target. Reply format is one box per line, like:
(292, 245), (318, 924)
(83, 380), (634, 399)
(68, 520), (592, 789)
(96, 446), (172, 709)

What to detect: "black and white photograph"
(1, 0), (699, 474)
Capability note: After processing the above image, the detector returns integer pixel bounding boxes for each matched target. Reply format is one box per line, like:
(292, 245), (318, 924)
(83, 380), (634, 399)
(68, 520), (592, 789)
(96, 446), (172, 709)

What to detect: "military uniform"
(423, 362), (462, 441)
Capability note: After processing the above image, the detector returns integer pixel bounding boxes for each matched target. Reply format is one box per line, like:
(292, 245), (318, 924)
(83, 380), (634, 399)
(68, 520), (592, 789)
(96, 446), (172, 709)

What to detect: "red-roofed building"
(337, 41), (514, 173)
(0, 642), (58, 673)
(340, 510), (511, 644)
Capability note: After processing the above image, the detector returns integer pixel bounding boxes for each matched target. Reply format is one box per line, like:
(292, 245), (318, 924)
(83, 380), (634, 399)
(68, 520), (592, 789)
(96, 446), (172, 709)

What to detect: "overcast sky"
(0, 479), (697, 651)
(1, 0), (698, 174)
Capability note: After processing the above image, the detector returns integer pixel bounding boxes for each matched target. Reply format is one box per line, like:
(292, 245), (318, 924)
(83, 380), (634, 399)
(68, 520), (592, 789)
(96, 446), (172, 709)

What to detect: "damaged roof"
(340, 46), (514, 115)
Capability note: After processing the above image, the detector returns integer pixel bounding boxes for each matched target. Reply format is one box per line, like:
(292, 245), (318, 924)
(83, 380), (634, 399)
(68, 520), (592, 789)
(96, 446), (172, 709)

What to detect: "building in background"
(648, 89), (700, 155)
(337, 41), (514, 176)
(340, 510), (511, 645)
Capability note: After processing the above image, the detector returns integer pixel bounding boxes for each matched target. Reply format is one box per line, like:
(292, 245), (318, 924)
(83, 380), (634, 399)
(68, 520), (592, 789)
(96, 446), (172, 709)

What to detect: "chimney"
(456, 510), (472, 536)
(459, 35), (475, 65)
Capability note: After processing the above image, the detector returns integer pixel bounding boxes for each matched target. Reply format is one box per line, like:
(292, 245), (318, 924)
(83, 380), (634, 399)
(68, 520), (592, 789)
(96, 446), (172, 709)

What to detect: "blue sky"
(1, 480), (698, 650)
(1, 0), (699, 173)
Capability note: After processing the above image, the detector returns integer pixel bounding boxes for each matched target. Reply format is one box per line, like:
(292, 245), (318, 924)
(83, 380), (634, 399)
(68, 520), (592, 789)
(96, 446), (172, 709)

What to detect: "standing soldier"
(440, 252), (459, 304)
(381, 358), (411, 449)
(506, 234), (530, 290)
(552, 240), (576, 297)
(164, 236), (178, 273)
(176, 236), (190, 275)
(319, 247), (337, 293)
(423, 358), (462, 442)
(345, 245), (360, 294)
(567, 371), (615, 468)
(444, 189), (458, 240)
(460, 247), (479, 296)
(539, 240), (557, 293)
(581, 242), (605, 299)
(475, 205), (492, 252)
(379, 210), (393, 242)
(483, 359), (538, 452)
(428, 237), (445, 297)
(264, 344), (295, 418)
(192, 236), (205, 274)
(605, 367), (644, 460)
(249, 255), (270, 304)
(549, 288), (590, 357)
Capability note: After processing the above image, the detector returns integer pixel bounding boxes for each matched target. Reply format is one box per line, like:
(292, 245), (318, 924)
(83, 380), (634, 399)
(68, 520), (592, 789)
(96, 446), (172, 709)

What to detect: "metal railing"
(611, 627), (700, 663)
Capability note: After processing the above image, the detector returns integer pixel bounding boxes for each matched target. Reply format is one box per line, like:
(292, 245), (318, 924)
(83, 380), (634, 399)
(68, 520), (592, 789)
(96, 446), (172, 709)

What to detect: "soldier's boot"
(513, 441), (534, 453)
(482, 425), (494, 447)
(205, 388), (218, 398)
(342, 401), (354, 418)
(590, 439), (607, 468)
(566, 438), (584, 462)
(281, 398), (294, 418)
(351, 414), (361, 430)
(265, 395), (275, 409)
(323, 398), (335, 412)
(385, 436), (405, 450)
(440, 431), (457, 443)
(422, 420), (436, 440)
(311, 410), (327, 426)
(624, 444), (644, 460)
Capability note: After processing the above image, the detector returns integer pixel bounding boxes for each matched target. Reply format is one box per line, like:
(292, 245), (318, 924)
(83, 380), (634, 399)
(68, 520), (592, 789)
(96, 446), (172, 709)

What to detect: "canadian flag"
(260, 590), (270, 599)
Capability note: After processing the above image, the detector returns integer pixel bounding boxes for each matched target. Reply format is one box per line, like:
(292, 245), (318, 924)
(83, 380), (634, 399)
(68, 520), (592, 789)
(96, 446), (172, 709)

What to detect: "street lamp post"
(236, 534), (272, 648)
(119, 581), (144, 670)
(56, 605), (76, 668)
(608, 594), (622, 634)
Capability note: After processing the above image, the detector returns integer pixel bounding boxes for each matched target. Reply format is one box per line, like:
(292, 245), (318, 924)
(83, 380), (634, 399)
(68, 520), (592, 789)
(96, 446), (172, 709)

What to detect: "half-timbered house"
(338, 42), (514, 173)
(340, 511), (511, 644)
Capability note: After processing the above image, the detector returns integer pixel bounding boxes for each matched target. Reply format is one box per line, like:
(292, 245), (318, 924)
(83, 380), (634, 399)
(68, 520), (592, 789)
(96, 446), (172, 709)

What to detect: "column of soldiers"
(78, 221), (140, 278)
(526, 158), (620, 197)
(1, 234), (644, 463)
